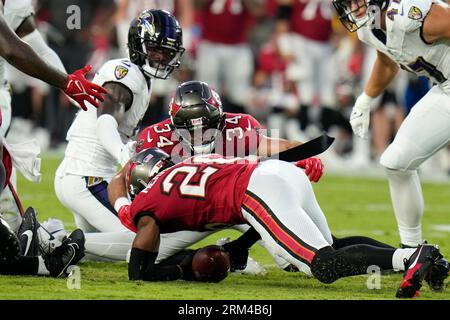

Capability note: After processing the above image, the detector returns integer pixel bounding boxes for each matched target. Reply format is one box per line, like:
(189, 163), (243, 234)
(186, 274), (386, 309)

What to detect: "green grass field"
(1, 154), (449, 300)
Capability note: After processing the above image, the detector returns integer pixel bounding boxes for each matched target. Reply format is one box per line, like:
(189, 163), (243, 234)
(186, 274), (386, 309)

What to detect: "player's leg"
(380, 85), (450, 247)
(0, 217), (85, 277)
(54, 171), (123, 232)
(55, 170), (134, 260)
(156, 230), (214, 263)
(223, 44), (253, 113)
(196, 41), (222, 93)
(242, 160), (438, 290)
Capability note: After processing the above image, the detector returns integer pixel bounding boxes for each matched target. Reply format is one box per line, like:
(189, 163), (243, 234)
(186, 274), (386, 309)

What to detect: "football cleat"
(44, 229), (85, 277)
(17, 207), (40, 256)
(396, 244), (441, 298)
(425, 258), (449, 292)
(0, 218), (21, 263)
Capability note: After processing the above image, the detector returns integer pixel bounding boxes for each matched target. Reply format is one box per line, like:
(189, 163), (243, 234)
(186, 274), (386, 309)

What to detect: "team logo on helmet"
(115, 65), (129, 80)
(408, 6), (422, 20)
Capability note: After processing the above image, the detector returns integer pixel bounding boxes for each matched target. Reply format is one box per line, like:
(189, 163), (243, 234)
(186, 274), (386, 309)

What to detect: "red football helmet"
(168, 81), (225, 154)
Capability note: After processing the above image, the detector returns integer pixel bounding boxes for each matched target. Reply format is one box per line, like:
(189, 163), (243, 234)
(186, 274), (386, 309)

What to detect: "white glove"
(118, 141), (137, 167)
(350, 92), (375, 139)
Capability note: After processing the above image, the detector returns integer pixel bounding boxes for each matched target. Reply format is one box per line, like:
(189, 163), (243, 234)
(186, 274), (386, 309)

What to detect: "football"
(192, 245), (230, 283)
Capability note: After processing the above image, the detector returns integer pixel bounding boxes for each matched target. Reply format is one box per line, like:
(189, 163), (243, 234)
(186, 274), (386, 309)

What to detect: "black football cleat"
(425, 258), (449, 292)
(17, 207), (40, 256)
(396, 244), (441, 298)
(0, 218), (21, 263)
(44, 229), (85, 277)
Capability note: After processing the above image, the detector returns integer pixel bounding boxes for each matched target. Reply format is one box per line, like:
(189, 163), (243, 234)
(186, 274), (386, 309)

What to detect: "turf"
(0, 154), (449, 300)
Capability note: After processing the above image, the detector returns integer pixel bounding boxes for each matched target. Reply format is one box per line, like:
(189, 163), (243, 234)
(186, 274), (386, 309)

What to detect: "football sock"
(332, 235), (395, 249)
(0, 256), (39, 275)
(385, 168), (423, 247)
(392, 248), (416, 271)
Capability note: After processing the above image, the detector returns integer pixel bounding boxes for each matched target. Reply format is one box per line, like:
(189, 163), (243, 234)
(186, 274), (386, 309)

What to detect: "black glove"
(222, 241), (249, 271)
(178, 249), (197, 281)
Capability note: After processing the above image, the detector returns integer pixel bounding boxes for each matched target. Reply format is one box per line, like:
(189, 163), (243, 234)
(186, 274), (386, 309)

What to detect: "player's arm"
(0, 14), (106, 109)
(96, 82), (134, 166)
(108, 165), (196, 281)
(257, 136), (324, 182)
(365, 50), (399, 98)
(350, 50), (399, 139)
(15, 16), (66, 73)
(422, 3), (450, 43)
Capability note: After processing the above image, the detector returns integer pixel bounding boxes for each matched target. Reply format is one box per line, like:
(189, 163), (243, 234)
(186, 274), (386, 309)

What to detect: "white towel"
(2, 137), (41, 182)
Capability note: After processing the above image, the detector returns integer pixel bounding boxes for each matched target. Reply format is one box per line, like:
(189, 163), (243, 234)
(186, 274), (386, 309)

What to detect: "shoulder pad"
(394, 0), (433, 32)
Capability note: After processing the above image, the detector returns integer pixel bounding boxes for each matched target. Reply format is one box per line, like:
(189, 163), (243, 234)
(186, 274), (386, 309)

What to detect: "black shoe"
(283, 264), (299, 272)
(17, 207), (40, 256)
(425, 258), (449, 292)
(44, 229), (85, 277)
(396, 244), (441, 298)
(0, 218), (21, 263)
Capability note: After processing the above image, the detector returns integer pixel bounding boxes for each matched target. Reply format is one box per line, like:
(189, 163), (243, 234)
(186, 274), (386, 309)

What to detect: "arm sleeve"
(96, 114), (125, 164)
(21, 29), (66, 73)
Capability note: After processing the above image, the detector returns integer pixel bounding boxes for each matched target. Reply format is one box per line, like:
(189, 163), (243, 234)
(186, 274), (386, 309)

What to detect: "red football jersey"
(119, 154), (258, 233)
(290, 0), (333, 42)
(198, 0), (254, 44)
(136, 113), (264, 160)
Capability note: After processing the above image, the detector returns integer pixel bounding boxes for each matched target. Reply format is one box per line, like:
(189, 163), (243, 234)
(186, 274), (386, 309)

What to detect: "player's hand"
(222, 241), (249, 271)
(178, 250), (196, 281)
(63, 65), (108, 111)
(296, 157), (324, 183)
(349, 93), (374, 139)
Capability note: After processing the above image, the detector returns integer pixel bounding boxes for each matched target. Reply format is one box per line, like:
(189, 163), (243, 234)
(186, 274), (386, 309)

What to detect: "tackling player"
(332, 0), (450, 250)
(109, 148), (447, 298)
(54, 9), (186, 261)
(135, 80), (324, 271)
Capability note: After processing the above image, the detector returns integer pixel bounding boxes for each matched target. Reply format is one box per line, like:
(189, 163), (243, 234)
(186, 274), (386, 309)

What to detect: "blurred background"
(5, 0), (450, 180)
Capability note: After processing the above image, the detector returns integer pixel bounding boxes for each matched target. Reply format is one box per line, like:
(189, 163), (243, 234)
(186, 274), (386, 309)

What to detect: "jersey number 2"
(162, 166), (219, 199)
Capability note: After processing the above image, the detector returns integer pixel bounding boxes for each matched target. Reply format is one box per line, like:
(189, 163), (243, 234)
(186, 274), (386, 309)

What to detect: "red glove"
(296, 157), (324, 183)
(63, 65), (108, 111)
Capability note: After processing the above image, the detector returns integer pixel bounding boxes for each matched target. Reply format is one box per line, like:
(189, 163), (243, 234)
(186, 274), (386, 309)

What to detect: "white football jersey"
(357, 0), (450, 93)
(63, 58), (151, 177)
(0, 0), (34, 85)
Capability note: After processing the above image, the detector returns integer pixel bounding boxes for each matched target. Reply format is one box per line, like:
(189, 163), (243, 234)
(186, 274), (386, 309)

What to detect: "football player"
(0, 0), (68, 233)
(54, 9), (186, 261)
(0, 211), (85, 278)
(135, 80), (324, 271)
(332, 0), (450, 250)
(110, 148), (447, 298)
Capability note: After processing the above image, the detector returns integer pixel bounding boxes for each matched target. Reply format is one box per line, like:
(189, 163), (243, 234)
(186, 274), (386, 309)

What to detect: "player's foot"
(0, 218), (21, 263)
(425, 258), (449, 292)
(234, 257), (267, 276)
(396, 244), (441, 298)
(44, 229), (85, 277)
(283, 264), (299, 272)
(17, 207), (40, 256)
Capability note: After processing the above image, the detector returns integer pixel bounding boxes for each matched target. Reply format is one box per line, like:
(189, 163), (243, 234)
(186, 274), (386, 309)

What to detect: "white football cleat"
(234, 256), (267, 276)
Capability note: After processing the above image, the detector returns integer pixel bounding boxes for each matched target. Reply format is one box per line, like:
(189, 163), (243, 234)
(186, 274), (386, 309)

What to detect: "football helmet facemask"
(333, 0), (389, 32)
(169, 81), (225, 155)
(128, 9), (185, 79)
(127, 148), (174, 200)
